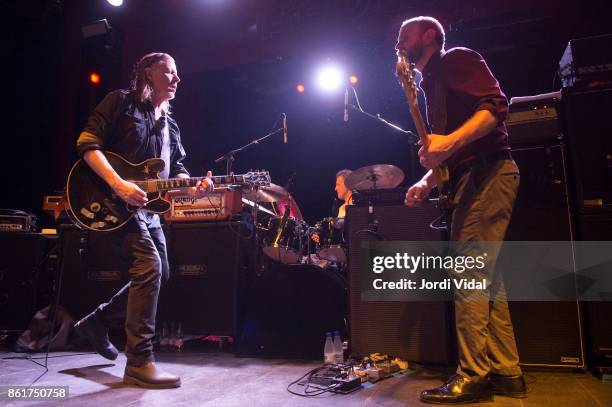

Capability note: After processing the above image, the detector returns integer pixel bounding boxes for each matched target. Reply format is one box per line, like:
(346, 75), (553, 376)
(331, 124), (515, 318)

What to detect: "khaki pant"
(449, 156), (522, 378)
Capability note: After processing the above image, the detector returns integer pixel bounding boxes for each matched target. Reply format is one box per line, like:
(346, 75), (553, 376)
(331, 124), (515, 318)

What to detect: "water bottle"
(160, 322), (169, 349)
(324, 332), (334, 364)
(333, 331), (343, 364)
(175, 322), (184, 352)
(169, 321), (177, 350)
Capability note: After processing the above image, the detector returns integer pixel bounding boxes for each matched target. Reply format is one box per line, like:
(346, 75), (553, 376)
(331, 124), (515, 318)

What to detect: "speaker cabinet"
(575, 212), (612, 368)
(0, 233), (48, 330)
(59, 225), (129, 321)
(346, 203), (454, 365)
(562, 87), (612, 211)
(239, 262), (347, 359)
(159, 222), (253, 337)
(504, 144), (586, 368)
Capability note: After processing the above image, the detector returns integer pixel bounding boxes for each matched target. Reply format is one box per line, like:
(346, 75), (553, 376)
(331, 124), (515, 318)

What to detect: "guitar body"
(66, 152), (169, 232)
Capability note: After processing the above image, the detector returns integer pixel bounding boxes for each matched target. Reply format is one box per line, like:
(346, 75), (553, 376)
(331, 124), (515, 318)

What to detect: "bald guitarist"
(396, 17), (526, 404)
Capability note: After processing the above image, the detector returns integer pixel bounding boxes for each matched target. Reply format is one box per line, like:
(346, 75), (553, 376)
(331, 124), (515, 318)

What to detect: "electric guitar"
(66, 151), (270, 232)
(396, 52), (452, 220)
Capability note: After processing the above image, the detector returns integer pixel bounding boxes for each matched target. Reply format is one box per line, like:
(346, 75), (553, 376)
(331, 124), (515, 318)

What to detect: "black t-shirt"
(76, 89), (189, 178)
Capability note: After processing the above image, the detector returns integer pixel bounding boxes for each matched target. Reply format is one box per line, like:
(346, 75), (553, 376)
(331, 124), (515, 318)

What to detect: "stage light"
(296, 84), (305, 93)
(349, 75), (359, 84)
(107, 0), (123, 6)
(89, 72), (101, 85)
(316, 66), (344, 92)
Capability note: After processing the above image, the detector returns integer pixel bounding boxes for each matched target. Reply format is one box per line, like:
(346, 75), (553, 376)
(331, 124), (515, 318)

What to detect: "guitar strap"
(430, 75), (448, 136)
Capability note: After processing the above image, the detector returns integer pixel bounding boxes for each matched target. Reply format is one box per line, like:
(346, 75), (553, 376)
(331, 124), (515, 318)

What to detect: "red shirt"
(420, 48), (511, 171)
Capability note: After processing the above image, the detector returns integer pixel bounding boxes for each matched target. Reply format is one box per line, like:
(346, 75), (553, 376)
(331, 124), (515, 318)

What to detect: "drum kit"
(251, 164), (405, 268)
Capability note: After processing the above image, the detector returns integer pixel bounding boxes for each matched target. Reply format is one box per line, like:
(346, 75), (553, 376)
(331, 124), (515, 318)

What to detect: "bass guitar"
(396, 52), (451, 224)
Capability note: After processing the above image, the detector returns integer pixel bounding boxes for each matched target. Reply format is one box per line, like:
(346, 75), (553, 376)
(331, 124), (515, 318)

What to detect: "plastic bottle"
(160, 322), (169, 349)
(324, 332), (335, 364)
(176, 322), (184, 352)
(333, 331), (343, 364)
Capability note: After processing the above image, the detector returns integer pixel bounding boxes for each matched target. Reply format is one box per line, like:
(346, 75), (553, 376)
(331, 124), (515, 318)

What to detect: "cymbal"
(344, 164), (405, 191)
(242, 183), (289, 203)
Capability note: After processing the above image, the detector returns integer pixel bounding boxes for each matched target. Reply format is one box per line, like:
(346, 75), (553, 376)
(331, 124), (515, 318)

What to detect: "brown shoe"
(124, 362), (181, 389)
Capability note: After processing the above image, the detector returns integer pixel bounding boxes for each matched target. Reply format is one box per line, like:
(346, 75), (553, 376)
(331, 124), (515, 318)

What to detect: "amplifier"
(559, 34), (612, 89)
(352, 187), (408, 207)
(507, 91), (562, 147)
(0, 210), (37, 232)
(163, 188), (243, 222)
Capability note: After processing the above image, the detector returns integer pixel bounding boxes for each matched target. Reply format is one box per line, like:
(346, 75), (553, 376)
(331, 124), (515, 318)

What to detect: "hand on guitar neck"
(176, 171), (215, 197)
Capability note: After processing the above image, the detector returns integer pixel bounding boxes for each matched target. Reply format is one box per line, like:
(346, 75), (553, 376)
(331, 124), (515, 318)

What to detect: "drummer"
(334, 169), (354, 218)
(312, 169), (354, 246)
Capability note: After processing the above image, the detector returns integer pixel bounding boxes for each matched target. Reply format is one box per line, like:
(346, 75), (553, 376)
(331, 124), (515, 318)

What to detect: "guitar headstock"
(244, 171), (271, 187)
(396, 51), (419, 112)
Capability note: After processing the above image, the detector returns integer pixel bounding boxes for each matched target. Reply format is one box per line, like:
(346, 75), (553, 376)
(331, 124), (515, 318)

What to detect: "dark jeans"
(91, 212), (169, 366)
(449, 155), (522, 378)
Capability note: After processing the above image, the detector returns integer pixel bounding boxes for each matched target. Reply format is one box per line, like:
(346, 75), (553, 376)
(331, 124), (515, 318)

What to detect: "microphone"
(343, 88), (349, 122)
(282, 113), (288, 144)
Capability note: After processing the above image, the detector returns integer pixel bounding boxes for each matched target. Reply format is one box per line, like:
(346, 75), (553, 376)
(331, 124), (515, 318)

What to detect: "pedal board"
(298, 365), (362, 394)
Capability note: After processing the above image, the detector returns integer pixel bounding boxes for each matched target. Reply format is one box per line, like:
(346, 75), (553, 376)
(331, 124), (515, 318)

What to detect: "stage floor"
(1, 349), (611, 406)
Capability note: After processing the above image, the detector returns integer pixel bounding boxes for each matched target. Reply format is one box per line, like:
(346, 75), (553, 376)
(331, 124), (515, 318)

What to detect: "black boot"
(74, 313), (119, 360)
(490, 373), (527, 398)
(420, 374), (493, 404)
(124, 362), (181, 389)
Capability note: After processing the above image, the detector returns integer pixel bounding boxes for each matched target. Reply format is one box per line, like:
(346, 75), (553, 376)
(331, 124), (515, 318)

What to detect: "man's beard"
(407, 42), (424, 63)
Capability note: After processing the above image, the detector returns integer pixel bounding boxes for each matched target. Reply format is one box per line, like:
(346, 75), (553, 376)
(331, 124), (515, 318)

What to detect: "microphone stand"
(214, 115), (284, 274)
(346, 86), (419, 142)
(214, 127), (284, 175)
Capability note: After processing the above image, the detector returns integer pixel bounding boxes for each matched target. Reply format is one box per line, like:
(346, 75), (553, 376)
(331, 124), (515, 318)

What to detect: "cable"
(552, 68), (560, 91)
(286, 365), (346, 397)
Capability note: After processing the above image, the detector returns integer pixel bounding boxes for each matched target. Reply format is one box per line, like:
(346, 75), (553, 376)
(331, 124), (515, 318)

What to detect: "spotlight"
(296, 84), (305, 93)
(89, 72), (101, 85)
(349, 75), (359, 84)
(316, 66), (344, 92)
(107, 0), (123, 6)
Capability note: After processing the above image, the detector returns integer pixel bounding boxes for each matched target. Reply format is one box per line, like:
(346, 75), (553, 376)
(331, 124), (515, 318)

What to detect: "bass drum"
(262, 215), (306, 264)
(316, 217), (347, 263)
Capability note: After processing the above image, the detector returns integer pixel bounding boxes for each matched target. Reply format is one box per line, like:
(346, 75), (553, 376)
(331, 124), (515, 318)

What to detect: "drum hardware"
(314, 217), (347, 263)
(261, 195), (305, 264)
(343, 164), (405, 191)
(345, 164), (406, 242)
(242, 183), (290, 203)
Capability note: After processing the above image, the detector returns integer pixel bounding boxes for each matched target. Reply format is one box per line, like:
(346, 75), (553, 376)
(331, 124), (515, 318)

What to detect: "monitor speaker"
(345, 203), (454, 365)
(0, 233), (48, 330)
(159, 222), (253, 337)
(505, 144), (585, 368)
(58, 225), (129, 321)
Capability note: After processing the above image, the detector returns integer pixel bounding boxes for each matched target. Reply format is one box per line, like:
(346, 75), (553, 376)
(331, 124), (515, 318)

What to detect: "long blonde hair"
(130, 52), (173, 115)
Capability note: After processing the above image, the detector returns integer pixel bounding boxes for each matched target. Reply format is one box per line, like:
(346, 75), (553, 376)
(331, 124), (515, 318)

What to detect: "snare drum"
(262, 215), (306, 264)
(316, 217), (347, 263)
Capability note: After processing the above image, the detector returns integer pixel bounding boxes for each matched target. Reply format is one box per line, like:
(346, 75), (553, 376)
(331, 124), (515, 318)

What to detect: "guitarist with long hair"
(396, 17), (526, 404)
(73, 52), (212, 388)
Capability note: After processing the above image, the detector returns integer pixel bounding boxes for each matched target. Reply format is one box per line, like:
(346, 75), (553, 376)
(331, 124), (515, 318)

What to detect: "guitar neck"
(134, 174), (252, 193)
(407, 104), (447, 186)
(409, 105), (431, 148)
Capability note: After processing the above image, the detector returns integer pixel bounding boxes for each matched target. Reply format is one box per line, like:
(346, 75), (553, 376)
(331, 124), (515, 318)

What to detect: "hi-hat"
(242, 183), (289, 203)
(344, 164), (405, 191)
